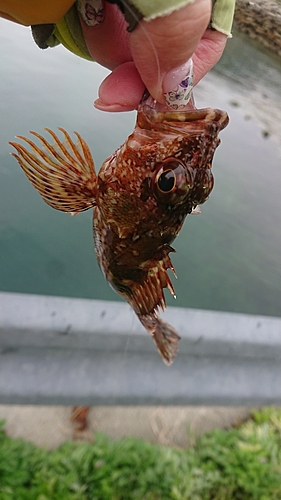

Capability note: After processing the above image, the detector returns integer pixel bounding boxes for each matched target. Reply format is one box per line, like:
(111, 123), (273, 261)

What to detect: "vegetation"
(0, 408), (281, 499)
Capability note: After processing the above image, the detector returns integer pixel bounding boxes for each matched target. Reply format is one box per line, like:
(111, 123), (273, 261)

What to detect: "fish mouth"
(140, 89), (196, 112)
(137, 94), (229, 134)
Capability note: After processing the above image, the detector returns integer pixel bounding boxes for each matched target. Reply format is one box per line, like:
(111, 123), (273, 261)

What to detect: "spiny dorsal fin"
(9, 128), (97, 213)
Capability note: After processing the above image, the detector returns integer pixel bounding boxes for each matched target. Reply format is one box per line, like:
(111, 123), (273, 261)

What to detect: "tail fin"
(139, 313), (180, 366)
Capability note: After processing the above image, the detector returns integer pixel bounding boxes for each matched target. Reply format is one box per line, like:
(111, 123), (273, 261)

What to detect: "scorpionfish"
(10, 96), (228, 365)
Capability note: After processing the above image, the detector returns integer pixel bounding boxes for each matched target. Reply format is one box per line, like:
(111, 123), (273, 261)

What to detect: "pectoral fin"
(9, 128), (96, 213)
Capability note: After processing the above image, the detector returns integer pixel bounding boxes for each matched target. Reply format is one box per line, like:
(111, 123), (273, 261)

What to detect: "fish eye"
(157, 169), (176, 193)
(152, 158), (193, 204)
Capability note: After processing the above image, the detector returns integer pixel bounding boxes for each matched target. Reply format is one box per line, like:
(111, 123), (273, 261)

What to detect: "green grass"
(0, 408), (281, 500)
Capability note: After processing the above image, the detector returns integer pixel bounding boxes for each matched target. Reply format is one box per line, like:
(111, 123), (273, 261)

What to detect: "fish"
(9, 95), (229, 365)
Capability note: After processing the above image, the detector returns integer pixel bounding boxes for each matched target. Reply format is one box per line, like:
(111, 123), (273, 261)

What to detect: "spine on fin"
(9, 128), (97, 213)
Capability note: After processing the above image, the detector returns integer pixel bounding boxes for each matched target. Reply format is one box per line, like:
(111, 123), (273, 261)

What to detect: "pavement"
(0, 405), (252, 449)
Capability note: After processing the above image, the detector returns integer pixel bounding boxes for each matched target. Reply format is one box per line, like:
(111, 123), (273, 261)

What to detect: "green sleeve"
(35, 0), (235, 60)
(130, 0), (196, 20)
(47, 4), (92, 60)
(210, 0), (236, 36)
(130, 0), (235, 36)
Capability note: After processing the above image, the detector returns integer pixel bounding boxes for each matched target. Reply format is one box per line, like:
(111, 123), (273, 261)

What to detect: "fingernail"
(77, 0), (105, 26)
(94, 98), (135, 112)
(163, 59), (194, 109)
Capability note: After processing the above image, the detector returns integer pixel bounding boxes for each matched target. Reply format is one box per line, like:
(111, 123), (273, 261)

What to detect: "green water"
(0, 21), (280, 317)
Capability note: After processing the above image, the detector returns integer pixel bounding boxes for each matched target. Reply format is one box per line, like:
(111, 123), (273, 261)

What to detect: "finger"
(80, 1), (131, 69)
(129, 0), (212, 103)
(94, 31), (227, 112)
(94, 61), (145, 111)
(193, 29), (228, 84)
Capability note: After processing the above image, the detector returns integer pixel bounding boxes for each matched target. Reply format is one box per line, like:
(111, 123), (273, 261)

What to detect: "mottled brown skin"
(9, 99), (228, 365)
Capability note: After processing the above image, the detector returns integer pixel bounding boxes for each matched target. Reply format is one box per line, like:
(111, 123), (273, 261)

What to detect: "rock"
(234, 0), (281, 56)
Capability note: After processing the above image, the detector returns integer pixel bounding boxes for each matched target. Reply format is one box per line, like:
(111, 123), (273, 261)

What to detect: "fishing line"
(121, 0), (162, 99)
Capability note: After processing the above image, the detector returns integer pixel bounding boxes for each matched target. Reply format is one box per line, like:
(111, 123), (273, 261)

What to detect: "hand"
(80, 0), (227, 111)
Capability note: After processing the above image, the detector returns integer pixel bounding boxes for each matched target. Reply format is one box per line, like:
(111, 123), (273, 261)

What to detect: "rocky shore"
(234, 0), (281, 55)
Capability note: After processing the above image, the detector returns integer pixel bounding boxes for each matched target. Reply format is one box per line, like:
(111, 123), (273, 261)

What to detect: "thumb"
(129, 0), (212, 103)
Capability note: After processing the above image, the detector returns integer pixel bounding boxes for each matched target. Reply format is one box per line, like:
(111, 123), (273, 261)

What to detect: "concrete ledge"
(0, 292), (281, 406)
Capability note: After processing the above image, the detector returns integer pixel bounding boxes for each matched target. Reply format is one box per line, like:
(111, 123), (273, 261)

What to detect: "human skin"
(80, 0), (227, 111)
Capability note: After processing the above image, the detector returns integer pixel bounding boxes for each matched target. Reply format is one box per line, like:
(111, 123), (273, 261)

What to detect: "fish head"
(136, 100), (229, 209)
(96, 100), (229, 247)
